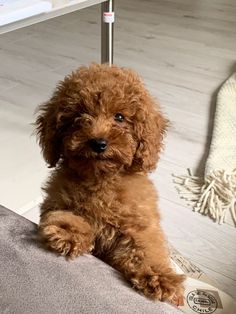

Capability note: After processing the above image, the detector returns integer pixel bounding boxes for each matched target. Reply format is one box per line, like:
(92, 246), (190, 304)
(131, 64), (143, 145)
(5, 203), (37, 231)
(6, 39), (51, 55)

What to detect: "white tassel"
(173, 169), (236, 225)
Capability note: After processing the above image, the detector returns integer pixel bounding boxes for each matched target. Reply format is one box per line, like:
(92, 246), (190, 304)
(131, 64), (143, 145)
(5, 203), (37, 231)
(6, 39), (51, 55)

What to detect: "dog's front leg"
(105, 227), (185, 302)
(39, 210), (94, 259)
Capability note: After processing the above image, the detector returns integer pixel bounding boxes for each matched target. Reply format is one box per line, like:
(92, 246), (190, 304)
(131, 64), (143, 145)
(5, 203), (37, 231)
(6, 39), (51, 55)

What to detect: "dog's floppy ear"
(130, 96), (168, 172)
(35, 99), (62, 167)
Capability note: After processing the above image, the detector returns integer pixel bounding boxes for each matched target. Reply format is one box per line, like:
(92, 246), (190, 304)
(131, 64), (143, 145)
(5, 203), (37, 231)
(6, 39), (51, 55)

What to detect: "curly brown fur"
(35, 64), (185, 302)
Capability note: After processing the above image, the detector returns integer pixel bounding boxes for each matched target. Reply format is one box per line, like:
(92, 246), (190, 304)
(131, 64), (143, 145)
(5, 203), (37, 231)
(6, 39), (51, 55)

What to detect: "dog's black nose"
(89, 138), (107, 153)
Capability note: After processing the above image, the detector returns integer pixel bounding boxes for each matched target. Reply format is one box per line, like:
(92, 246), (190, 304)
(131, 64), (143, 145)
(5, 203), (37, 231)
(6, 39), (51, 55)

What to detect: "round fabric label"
(187, 290), (218, 313)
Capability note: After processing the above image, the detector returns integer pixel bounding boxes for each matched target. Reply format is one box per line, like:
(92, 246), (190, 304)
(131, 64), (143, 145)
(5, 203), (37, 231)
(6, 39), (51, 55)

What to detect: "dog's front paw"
(39, 224), (93, 259)
(131, 269), (185, 301)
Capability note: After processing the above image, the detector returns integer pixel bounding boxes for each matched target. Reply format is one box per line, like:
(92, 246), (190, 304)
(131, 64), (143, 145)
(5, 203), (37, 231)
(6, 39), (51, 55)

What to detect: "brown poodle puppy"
(36, 64), (185, 302)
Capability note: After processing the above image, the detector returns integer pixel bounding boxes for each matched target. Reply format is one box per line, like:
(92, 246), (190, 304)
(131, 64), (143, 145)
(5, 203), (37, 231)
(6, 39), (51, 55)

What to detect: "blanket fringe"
(173, 169), (236, 225)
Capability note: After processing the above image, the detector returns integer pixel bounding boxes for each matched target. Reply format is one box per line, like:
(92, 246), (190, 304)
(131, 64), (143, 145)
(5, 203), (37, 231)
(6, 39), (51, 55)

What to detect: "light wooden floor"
(0, 0), (236, 299)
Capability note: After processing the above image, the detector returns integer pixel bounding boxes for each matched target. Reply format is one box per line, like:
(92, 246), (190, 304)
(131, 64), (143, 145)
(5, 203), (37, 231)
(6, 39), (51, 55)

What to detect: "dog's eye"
(74, 117), (81, 124)
(72, 116), (82, 127)
(114, 113), (125, 122)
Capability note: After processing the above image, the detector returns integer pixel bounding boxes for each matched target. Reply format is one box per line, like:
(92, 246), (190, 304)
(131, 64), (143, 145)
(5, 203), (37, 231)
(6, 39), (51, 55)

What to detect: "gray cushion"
(0, 205), (181, 314)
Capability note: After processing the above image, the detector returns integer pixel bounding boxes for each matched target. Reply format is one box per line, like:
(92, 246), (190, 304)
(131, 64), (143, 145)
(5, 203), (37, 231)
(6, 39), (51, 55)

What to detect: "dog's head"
(35, 64), (168, 176)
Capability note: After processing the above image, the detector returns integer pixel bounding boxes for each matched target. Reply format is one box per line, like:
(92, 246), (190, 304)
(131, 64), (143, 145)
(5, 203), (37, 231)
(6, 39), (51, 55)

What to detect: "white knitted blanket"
(174, 73), (236, 226)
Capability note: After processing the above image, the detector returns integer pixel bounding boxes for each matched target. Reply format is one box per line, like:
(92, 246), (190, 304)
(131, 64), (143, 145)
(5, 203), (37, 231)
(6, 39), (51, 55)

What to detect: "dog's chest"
(74, 183), (121, 226)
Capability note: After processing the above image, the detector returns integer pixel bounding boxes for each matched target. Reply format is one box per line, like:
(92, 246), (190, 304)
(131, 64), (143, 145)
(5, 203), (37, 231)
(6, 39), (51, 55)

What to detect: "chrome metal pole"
(101, 0), (114, 65)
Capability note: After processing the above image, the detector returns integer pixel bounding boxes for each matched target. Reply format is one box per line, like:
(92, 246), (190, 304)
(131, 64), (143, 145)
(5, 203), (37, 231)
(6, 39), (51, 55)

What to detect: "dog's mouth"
(71, 151), (116, 162)
(72, 153), (109, 161)
(68, 148), (133, 168)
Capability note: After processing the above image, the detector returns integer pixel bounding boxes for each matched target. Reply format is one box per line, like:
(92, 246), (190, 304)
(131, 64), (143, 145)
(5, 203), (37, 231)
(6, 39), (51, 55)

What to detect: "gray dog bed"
(0, 205), (181, 314)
